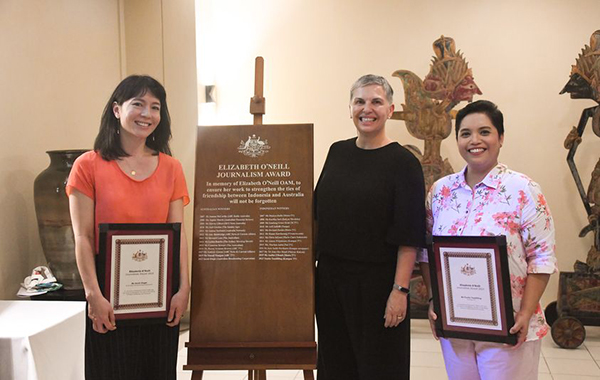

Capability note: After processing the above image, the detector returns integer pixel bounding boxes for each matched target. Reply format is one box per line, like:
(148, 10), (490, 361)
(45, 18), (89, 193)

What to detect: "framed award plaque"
(427, 235), (517, 345)
(97, 223), (181, 324)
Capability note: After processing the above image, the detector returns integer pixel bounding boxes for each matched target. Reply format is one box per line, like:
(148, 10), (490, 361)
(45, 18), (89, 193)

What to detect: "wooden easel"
(185, 57), (316, 380)
(250, 56), (266, 126)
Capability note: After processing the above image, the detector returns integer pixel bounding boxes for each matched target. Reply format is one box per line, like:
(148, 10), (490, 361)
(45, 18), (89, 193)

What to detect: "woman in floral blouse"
(419, 100), (557, 380)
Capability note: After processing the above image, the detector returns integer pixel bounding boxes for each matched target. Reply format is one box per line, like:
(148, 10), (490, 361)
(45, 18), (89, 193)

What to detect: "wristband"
(392, 284), (410, 295)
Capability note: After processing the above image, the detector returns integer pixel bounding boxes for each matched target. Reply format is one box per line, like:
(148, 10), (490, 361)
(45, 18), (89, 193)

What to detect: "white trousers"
(440, 338), (542, 380)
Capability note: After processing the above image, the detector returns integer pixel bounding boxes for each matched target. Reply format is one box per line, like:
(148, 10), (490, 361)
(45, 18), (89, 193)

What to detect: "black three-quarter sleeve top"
(315, 137), (426, 263)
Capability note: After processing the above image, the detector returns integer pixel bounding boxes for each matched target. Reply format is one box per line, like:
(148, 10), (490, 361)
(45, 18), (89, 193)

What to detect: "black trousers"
(84, 313), (180, 380)
(316, 255), (410, 380)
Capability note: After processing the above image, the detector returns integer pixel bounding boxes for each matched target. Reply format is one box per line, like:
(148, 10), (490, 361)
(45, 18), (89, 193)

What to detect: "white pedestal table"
(0, 300), (85, 380)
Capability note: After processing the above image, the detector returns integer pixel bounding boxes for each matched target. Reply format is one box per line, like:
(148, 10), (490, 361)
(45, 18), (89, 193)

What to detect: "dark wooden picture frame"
(427, 235), (517, 345)
(98, 223), (181, 325)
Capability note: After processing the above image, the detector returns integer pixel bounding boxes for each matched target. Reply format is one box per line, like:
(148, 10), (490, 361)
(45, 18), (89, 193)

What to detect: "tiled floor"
(176, 320), (600, 379)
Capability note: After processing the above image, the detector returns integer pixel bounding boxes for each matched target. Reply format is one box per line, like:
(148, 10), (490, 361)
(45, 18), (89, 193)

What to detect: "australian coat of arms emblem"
(132, 250), (148, 262)
(460, 263), (476, 276)
(238, 134), (270, 158)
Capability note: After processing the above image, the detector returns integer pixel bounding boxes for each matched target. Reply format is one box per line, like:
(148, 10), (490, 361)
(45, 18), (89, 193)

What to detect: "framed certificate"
(427, 235), (516, 345)
(97, 223), (181, 324)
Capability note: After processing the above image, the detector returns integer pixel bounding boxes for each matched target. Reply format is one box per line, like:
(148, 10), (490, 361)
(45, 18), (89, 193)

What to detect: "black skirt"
(84, 313), (180, 380)
(316, 254), (410, 380)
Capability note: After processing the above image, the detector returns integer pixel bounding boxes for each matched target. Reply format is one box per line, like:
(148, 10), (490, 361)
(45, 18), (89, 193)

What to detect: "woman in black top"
(315, 74), (426, 380)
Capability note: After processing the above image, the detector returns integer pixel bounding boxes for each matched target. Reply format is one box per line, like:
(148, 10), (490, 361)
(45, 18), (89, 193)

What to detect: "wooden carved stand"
(184, 57), (316, 379)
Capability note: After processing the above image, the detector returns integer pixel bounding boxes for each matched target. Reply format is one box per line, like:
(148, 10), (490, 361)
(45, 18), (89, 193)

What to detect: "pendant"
(131, 170), (136, 176)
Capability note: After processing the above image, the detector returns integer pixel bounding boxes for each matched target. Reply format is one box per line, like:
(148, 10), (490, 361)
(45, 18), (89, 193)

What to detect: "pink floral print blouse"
(418, 164), (558, 341)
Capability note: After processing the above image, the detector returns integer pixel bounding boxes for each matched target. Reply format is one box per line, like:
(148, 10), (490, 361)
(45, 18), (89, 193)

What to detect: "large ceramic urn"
(34, 150), (88, 290)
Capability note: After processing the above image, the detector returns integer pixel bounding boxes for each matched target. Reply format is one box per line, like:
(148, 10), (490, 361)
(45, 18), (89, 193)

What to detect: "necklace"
(119, 159), (137, 176)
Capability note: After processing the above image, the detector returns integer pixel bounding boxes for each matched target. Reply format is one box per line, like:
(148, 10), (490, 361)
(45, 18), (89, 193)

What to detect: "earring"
(152, 134), (155, 142)
(116, 128), (120, 135)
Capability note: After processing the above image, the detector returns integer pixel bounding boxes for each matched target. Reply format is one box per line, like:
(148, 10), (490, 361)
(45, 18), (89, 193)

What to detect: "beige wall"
(0, 0), (197, 299)
(195, 0), (600, 306)
(122, 0), (198, 258)
(0, 0), (121, 299)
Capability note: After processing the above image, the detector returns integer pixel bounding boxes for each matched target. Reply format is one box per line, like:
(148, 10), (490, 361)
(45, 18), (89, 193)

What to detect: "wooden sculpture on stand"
(547, 30), (600, 349)
(391, 35), (482, 191)
(391, 36), (481, 318)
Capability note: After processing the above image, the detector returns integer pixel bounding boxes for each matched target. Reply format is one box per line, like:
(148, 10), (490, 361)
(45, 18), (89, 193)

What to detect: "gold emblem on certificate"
(428, 236), (517, 345)
(98, 223), (181, 324)
(132, 249), (148, 262)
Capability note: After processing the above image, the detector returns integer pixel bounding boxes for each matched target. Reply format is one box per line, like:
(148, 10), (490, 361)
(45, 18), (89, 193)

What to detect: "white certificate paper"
(110, 234), (169, 315)
(440, 247), (502, 330)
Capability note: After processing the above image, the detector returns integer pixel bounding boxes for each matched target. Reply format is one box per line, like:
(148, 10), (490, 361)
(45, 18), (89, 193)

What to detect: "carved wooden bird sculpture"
(392, 36), (481, 189)
(392, 70), (451, 142)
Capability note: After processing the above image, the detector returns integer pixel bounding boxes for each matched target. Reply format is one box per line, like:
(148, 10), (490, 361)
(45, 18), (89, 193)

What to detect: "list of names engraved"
(258, 211), (309, 261)
(195, 151), (311, 262)
(197, 213), (256, 261)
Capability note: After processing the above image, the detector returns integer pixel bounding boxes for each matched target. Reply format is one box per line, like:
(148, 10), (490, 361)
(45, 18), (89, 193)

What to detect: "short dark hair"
(94, 75), (172, 160)
(455, 100), (504, 138)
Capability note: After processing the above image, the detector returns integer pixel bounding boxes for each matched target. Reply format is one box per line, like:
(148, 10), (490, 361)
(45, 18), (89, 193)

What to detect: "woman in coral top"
(419, 100), (557, 380)
(67, 75), (190, 380)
